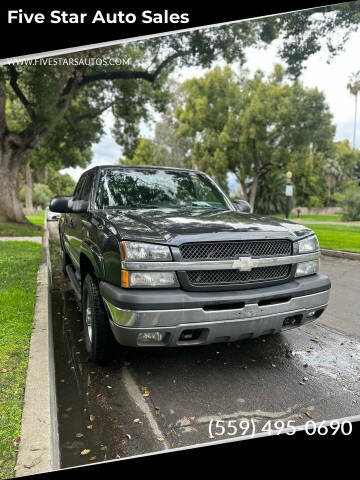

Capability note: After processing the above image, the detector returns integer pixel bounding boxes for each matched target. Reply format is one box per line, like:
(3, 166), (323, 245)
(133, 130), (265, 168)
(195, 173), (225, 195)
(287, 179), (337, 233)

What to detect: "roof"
(83, 164), (200, 175)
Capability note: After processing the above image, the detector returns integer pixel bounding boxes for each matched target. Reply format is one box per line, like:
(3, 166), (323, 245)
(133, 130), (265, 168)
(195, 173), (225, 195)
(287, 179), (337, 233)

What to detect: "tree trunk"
(249, 138), (260, 212)
(353, 93), (358, 149)
(239, 180), (249, 203)
(25, 161), (35, 215)
(0, 144), (30, 224)
(249, 173), (259, 212)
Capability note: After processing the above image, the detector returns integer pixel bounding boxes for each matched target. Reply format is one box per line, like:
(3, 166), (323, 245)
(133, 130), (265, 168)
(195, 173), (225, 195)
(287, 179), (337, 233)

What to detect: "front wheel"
(82, 273), (118, 362)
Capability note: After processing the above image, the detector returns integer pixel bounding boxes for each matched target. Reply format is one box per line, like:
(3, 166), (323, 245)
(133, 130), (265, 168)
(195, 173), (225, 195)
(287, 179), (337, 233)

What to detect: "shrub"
(340, 187), (360, 221)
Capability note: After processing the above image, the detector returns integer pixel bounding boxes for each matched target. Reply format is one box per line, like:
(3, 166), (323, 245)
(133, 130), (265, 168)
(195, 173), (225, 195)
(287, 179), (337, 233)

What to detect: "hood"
(95, 207), (312, 245)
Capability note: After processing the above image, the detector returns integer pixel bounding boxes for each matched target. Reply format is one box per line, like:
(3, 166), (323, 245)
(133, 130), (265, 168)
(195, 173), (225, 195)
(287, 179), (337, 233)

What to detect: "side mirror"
(49, 196), (72, 213)
(68, 199), (89, 213)
(233, 199), (251, 213)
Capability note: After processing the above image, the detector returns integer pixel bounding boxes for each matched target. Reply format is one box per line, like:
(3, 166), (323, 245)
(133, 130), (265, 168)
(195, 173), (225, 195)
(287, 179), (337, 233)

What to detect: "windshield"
(95, 168), (232, 210)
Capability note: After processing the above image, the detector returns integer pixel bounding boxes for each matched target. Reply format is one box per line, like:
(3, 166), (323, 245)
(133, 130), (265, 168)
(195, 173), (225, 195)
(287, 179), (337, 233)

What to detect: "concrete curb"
(321, 249), (360, 261)
(14, 219), (60, 477)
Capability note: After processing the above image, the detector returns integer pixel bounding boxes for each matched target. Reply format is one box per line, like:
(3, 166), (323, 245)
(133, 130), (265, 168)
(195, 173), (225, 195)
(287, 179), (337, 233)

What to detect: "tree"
(347, 71), (360, 148)
(177, 65), (335, 210)
(32, 184), (53, 209)
(1, 3), (360, 223)
(120, 138), (156, 166)
(0, 25), (267, 223)
(120, 82), (193, 169)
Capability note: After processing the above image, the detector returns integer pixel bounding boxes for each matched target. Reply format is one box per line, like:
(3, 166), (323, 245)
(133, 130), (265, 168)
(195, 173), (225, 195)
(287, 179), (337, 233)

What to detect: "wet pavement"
(48, 222), (360, 468)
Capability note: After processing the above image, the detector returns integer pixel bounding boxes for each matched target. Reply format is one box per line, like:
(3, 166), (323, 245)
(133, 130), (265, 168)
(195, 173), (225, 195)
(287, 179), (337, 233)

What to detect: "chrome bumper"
(104, 289), (330, 347)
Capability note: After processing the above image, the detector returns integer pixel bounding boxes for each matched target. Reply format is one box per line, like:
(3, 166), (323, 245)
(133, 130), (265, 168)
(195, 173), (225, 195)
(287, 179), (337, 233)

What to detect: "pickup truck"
(49, 165), (331, 362)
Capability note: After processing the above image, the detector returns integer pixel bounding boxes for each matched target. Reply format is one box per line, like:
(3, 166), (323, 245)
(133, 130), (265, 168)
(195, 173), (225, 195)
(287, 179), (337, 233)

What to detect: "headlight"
(295, 260), (319, 278)
(121, 271), (178, 288)
(296, 235), (319, 253)
(121, 241), (172, 261)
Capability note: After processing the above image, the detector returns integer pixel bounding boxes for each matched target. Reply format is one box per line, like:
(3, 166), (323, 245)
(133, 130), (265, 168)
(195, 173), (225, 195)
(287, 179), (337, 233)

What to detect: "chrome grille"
(179, 239), (291, 261)
(187, 265), (291, 286)
(180, 239), (292, 287)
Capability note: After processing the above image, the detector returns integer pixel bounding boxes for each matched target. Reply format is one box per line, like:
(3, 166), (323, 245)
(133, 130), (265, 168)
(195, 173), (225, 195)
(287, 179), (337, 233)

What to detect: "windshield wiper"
(191, 202), (223, 209)
(127, 203), (160, 209)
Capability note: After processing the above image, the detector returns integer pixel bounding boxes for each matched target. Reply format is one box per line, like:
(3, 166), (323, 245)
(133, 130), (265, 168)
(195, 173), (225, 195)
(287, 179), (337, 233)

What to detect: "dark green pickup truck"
(50, 165), (330, 362)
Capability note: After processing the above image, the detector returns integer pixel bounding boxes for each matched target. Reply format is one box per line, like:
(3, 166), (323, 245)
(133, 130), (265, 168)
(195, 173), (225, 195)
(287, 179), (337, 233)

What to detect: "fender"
(80, 240), (106, 279)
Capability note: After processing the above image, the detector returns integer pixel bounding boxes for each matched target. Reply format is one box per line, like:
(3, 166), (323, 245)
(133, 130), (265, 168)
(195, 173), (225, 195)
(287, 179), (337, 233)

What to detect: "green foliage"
(267, 3), (360, 77)
(32, 183), (53, 208)
(120, 138), (155, 166)
(176, 64), (335, 208)
(340, 186), (360, 221)
(46, 170), (76, 197)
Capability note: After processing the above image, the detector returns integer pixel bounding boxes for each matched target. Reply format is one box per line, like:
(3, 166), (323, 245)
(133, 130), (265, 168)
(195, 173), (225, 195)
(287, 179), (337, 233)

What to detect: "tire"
(60, 244), (69, 277)
(82, 273), (118, 362)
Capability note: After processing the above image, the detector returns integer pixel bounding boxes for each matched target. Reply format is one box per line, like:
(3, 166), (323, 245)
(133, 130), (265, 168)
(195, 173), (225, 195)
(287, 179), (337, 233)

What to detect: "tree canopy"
(176, 64), (335, 209)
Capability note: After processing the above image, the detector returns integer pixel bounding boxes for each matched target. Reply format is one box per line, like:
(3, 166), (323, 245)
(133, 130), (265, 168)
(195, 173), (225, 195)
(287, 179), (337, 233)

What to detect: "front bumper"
(100, 274), (331, 347)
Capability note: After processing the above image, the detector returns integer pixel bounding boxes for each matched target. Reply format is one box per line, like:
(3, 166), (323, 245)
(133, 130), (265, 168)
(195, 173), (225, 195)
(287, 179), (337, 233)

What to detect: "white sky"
(62, 25), (360, 183)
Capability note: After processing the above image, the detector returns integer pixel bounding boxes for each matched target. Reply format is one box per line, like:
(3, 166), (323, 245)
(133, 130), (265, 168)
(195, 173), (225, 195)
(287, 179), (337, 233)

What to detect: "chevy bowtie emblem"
(232, 255), (253, 271)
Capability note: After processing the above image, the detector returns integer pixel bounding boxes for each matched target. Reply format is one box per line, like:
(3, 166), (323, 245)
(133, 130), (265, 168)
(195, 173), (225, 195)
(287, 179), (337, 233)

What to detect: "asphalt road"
(47, 222), (360, 468)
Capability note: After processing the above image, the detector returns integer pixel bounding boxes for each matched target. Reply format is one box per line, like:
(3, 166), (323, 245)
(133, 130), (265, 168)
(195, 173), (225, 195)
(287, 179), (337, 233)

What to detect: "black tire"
(82, 273), (118, 362)
(60, 244), (69, 277)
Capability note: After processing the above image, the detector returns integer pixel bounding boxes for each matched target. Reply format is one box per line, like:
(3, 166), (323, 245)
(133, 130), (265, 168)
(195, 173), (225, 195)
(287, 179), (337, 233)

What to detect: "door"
(64, 173), (94, 269)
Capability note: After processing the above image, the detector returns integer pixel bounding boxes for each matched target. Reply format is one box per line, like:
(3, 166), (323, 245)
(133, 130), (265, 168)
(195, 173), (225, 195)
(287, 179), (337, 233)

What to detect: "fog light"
(295, 260), (319, 278)
(137, 332), (165, 343)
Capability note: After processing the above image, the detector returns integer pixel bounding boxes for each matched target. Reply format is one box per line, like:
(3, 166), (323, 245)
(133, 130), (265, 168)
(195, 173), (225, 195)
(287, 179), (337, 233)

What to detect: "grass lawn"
(26, 210), (45, 228)
(306, 223), (360, 253)
(0, 210), (45, 237)
(0, 242), (41, 479)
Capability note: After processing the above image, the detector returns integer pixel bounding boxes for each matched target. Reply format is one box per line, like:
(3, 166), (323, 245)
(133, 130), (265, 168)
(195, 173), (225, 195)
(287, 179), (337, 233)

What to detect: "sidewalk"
(292, 220), (360, 226)
(1, 227), (60, 476)
(0, 237), (43, 244)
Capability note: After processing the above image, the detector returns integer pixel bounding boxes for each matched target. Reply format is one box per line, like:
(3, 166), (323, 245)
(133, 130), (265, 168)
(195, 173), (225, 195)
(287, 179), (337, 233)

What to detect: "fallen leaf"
(75, 433), (84, 438)
(1, 369), (7, 373)
(80, 449), (91, 455)
(143, 391), (150, 397)
(157, 437), (164, 441)
(188, 416), (195, 421)
(65, 407), (72, 412)
(126, 434), (131, 440)
(89, 415), (95, 422)
(133, 418), (140, 423)
(155, 406), (160, 410)
(303, 377), (308, 381)
(107, 386), (112, 389)
(304, 411), (312, 419)
(89, 456), (96, 461)
(13, 437), (20, 447)
(272, 364), (276, 368)
(100, 445), (107, 451)
(124, 362), (131, 366)
(86, 425), (93, 430)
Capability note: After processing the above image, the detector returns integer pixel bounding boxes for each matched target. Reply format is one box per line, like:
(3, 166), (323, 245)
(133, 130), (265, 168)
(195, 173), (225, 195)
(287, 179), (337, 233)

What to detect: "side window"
(73, 176), (85, 200)
(80, 174), (93, 201)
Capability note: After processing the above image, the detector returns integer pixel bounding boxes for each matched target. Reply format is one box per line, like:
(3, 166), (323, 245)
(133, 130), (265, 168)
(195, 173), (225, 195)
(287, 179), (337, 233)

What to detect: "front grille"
(180, 239), (291, 261)
(179, 239), (292, 287)
(187, 265), (291, 286)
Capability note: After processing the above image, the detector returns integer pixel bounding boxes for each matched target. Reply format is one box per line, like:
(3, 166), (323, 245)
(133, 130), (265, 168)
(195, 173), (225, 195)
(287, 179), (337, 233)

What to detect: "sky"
(61, 16), (360, 189)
